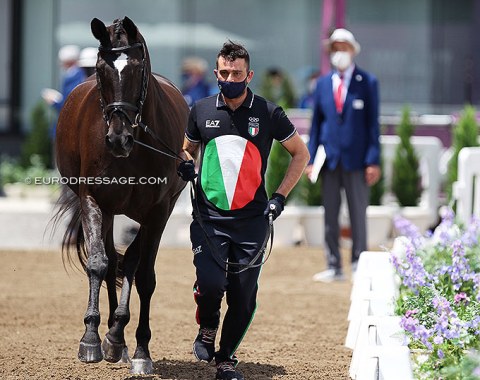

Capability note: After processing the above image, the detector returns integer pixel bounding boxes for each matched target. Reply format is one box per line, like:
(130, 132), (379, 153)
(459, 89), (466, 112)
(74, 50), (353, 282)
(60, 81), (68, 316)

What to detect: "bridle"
(96, 42), (148, 129)
(96, 39), (184, 163)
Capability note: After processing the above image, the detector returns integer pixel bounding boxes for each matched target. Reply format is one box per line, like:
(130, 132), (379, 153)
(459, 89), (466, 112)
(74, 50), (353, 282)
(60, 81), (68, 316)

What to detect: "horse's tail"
(50, 186), (88, 273)
(51, 186), (124, 287)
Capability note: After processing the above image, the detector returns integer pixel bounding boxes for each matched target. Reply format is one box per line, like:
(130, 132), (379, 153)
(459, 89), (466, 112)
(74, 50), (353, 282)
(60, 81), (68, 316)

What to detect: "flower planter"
(272, 206), (303, 247)
(367, 205), (396, 249)
(298, 205), (325, 247)
(397, 206), (432, 234)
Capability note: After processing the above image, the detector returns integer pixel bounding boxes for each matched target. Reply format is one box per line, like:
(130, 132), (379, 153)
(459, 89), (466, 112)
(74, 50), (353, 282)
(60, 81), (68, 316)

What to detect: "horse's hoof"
(118, 346), (131, 364)
(102, 336), (125, 363)
(78, 341), (103, 363)
(130, 358), (153, 374)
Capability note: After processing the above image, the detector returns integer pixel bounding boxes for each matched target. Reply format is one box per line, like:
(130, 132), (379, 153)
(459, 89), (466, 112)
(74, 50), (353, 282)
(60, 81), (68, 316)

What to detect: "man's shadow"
(125, 358), (286, 380)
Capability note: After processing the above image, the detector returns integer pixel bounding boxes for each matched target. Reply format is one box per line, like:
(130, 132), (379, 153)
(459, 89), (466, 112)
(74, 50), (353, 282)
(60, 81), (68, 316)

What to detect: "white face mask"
(330, 51), (352, 71)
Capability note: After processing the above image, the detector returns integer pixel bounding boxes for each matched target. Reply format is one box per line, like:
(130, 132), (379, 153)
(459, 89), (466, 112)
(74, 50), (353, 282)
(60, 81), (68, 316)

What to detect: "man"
(42, 44), (87, 139)
(181, 56), (212, 108)
(42, 44), (86, 113)
(177, 40), (309, 380)
(306, 28), (381, 282)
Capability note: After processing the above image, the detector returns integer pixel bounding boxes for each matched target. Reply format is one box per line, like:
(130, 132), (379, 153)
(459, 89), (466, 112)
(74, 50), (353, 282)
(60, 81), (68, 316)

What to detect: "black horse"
(54, 17), (188, 374)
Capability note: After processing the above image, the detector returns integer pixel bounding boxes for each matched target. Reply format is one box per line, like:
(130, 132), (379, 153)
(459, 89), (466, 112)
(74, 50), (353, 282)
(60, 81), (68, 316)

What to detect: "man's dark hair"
(216, 40), (250, 70)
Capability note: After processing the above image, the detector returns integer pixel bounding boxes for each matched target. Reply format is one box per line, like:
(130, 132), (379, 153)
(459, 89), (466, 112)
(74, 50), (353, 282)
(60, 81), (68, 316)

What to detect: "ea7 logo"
(205, 120), (220, 128)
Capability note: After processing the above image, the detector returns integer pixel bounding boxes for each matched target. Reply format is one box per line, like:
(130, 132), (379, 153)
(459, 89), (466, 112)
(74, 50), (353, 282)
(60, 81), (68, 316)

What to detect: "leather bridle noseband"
(96, 42), (148, 129)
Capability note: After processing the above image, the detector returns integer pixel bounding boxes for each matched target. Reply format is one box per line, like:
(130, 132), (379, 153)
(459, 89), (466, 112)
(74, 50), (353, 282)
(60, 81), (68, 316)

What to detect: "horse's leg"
(130, 210), (169, 375)
(102, 226), (143, 363)
(78, 195), (109, 363)
(101, 223), (132, 363)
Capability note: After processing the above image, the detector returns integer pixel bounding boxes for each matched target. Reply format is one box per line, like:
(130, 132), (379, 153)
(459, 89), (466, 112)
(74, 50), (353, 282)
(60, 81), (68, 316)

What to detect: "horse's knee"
(86, 252), (108, 278)
(114, 306), (130, 326)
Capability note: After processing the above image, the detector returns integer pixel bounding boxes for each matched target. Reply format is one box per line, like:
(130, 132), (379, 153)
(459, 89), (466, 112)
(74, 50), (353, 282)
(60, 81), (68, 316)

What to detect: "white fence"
(452, 147), (480, 224)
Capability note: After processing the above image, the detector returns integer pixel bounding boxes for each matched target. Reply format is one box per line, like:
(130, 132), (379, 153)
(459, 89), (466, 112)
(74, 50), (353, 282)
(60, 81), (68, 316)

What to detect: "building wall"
(5, 0), (480, 141)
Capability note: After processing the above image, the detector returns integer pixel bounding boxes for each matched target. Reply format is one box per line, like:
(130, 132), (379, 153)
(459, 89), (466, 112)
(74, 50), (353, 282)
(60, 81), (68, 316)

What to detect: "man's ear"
(247, 70), (254, 84)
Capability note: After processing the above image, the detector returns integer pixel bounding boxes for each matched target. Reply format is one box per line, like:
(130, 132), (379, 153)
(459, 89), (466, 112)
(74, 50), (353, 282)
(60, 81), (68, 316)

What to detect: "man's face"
(331, 41), (355, 55)
(215, 56), (253, 83)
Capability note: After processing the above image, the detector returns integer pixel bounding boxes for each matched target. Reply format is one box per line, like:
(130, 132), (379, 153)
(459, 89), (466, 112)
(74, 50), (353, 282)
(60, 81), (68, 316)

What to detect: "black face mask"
(217, 76), (248, 99)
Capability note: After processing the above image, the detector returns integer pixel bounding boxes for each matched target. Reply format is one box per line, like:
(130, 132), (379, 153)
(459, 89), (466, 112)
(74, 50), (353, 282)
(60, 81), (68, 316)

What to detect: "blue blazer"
(52, 66), (87, 112)
(307, 66), (380, 171)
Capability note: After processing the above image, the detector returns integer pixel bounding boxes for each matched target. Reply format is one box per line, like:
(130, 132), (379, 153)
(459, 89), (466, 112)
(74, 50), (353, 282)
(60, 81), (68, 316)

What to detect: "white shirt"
(332, 64), (355, 103)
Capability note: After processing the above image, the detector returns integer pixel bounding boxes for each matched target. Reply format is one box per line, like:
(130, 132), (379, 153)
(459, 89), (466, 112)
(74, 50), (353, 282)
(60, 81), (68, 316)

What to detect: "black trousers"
(322, 166), (369, 270)
(190, 215), (267, 364)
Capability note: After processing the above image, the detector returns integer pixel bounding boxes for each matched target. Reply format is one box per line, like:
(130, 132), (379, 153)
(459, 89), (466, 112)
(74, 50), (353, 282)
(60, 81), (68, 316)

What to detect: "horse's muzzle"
(105, 132), (134, 157)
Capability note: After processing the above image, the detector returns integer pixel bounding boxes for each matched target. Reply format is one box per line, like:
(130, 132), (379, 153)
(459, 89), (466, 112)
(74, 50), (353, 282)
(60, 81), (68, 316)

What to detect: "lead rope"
(189, 181), (274, 274)
(131, 121), (274, 274)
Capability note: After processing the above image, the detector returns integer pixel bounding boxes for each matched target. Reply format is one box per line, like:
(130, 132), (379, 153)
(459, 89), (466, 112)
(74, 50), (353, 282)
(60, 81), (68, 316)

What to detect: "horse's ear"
(122, 17), (138, 40)
(91, 18), (109, 46)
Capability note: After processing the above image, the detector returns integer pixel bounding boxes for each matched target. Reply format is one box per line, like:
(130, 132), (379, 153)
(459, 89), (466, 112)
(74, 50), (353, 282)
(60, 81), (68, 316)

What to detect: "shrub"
(446, 105), (479, 203)
(266, 140), (291, 198)
(369, 156), (385, 206)
(294, 174), (322, 206)
(20, 100), (53, 169)
(391, 106), (422, 207)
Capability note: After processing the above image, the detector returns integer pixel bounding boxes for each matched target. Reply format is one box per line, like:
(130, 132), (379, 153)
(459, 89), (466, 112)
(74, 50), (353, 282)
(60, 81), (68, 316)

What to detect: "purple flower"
(405, 309), (418, 318)
(394, 216), (424, 249)
(437, 348), (444, 359)
(454, 292), (470, 304)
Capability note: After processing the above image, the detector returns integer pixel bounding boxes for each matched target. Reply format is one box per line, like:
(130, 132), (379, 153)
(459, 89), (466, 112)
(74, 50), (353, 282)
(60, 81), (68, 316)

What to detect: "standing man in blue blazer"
(306, 28), (381, 282)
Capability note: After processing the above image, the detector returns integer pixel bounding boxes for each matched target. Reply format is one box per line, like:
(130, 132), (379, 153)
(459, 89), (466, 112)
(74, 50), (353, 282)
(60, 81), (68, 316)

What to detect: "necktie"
(334, 75), (344, 113)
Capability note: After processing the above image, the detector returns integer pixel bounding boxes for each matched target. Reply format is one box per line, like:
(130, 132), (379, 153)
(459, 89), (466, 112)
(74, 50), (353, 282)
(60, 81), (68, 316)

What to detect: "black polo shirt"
(186, 88), (296, 220)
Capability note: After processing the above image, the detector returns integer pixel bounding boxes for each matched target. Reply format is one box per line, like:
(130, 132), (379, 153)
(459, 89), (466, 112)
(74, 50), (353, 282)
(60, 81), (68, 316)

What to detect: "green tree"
(20, 100), (52, 169)
(446, 105), (479, 203)
(391, 106), (422, 207)
(369, 156), (385, 205)
(265, 140), (291, 198)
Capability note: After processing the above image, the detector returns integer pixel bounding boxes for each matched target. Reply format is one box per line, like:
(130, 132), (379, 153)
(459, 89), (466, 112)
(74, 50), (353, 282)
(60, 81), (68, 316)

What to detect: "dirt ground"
(0, 245), (353, 380)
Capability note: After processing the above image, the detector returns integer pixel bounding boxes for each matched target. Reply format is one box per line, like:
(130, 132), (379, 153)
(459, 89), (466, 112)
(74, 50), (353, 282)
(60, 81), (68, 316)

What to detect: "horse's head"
(91, 17), (150, 158)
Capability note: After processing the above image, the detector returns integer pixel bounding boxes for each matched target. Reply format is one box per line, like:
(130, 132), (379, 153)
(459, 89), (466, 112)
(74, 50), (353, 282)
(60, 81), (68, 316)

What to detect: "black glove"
(264, 192), (286, 221)
(177, 160), (197, 181)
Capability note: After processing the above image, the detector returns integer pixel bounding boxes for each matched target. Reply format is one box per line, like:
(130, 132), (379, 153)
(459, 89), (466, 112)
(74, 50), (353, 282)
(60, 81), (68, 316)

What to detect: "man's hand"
(264, 193), (286, 221)
(365, 165), (381, 186)
(177, 160), (197, 181)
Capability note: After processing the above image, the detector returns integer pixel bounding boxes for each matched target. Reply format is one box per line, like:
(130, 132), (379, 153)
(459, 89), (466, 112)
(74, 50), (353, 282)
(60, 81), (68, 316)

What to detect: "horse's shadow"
(125, 358), (287, 380)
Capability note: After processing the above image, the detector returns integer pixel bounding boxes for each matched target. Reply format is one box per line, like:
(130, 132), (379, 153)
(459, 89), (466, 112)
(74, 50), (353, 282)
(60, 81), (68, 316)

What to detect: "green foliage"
(20, 100), (52, 169)
(369, 156), (385, 205)
(259, 69), (296, 109)
(266, 140), (291, 198)
(441, 350), (480, 379)
(446, 105), (479, 203)
(293, 174), (322, 206)
(0, 154), (54, 186)
(391, 106), (422, 206)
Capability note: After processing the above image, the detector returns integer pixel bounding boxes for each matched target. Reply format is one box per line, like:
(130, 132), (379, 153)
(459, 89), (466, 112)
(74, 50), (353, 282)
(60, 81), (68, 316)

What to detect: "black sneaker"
(193, 327), (217, 363)
(216, 361), (244, 380)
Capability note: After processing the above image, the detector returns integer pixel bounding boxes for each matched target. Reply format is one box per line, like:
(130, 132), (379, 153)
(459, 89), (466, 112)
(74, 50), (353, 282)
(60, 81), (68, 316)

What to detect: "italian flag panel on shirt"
(201, 135), (262, 210)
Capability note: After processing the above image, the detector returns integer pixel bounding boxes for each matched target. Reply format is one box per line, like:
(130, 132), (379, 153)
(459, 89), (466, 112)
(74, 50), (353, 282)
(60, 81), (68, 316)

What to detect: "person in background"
(181, 56), (212, 108)
(42, 45), (86, 115)
(78, 47), (98, 77)
(258, 67), (296, 110)
(305, 28), (381, 282)
(298, 69), (321, 110)
(177, 40), (309, 380)
(41, 45), (87, 243)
